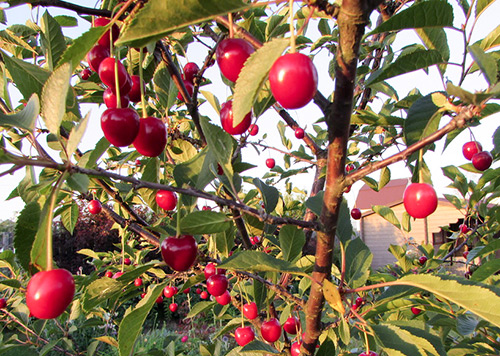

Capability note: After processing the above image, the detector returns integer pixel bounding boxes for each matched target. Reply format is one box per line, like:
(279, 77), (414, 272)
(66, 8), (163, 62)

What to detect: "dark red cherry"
(87, 44), (110, 72)
(200, 291), (209, 299)
(291, 342), (302, 356)
(81, 68), (92, 80)
(93, 17), (120, 48)
(411, 306), (422, 315)
(98, 57), (131, 93)
(204, 262), (226, 280)
(161, 235), (198, 272)
(0, 298), (6, 309)
(216, 38), (255, 82)
(462, 141), (482, 160)
(294, 127), (305, 139)
(351, 208), (361, 220)
(128, 75), (144, 103)
(134, 278), (142, 287)
(206, 274), (228, 297)
(100, 107), (140, 147)
(156, 190), (177, 210)
(472, 151), (493, 171)
(220, 100), (252, 135)
(123, 257), (131, 265)
(283, 316), (300, 334)
(418, 256), (428, 265)
(177, 80), (194, 102)
(269, 52), (318, 109)
(88, 199), (102, 214)
(133, 116), (167, 157)
(103, 87), (129, 109)
(104, 271), (113, 278)
(403, 183), (438, 219)
(183, 62), (200, 83)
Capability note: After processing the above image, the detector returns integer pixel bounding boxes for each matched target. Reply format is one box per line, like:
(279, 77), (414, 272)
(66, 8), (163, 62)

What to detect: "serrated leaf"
(366, 49), (443, 86)
(173, 147), (216, 192)
(253, 178), (279, 214)
(416, 27), (449, 75)
(373, 205), (401, 229)
(215, 225), (235, 258)
(14, 202), (40, 271)
(0, 93), (39, 131)
(200, 90), (220, 114)
(471, 259), (500, 281)
(199, 117), (234, 181)
(66, 173), (89, 194)
(117, 0), (251, 47)
(279, 225), (305, 263)
(404, 93), (444, 147)
(58, 26), (107, 69)
(180, 211), (231, 235)
(233, 38), (288, 126)
(337, 198), (353, 243)
(82, 278), (126, 311)
(66, 111), (89, 158)
(53, 15), (77, 27)
(41, 62), (71, 136)
(480, 24), (500, 50)
(40, 11), (66, 70)
(218, 251), (304, 275)
(476, 0), (496, 19)
(369, 0), (454, 35)
(468, 44), (497, 85)
(60, 202), (79, 235)
(323, 279), (345, 314)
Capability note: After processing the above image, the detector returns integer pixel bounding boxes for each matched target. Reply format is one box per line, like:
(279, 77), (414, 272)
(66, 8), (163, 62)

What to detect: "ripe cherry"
(87, 44), (110, 72)
(104, 270), (113, 278)
(103, 87), (130, 109)
(26, 269), (75, 319)
(243, 302), (258, 320)
(411, 306), (422, 315)
(177, 79), (194, 102)
(133, 117), (167, 157)
(183, 62), (199, 83)
(0, 298), (6, 309)
(283, 316), (300, 334)
(181, 335), (189, 343)
(403, 183), (438, 219)
(163, 285), (177, 298)
(472, 151), (493, 171)
(140, 292), (146, 298)
(101, 107), (140, 147)
(204, 262), (225, 280)
(248, 124), (259, 136)
(128, 75), (144, 103)
(161, 235), (198, 272)
(460, 224), (470, 234)
(134, 278), (143, 287)
(355, 297), (364, 306)
(169, 303), (178, 312)
(196, 288), (202, 294)
(216, 38), (255, 82)
(93, 17), (120, 48)
(462, 141), (482, 160)
(261, 318), (282, 342)
(359, 352), (378, 356)
(88, 199), (102, 214)
(156, 190), (177, 211)
(291, 341), (302, 356)
(80, 68), (91, 80)
(123, 257), (131, 265)
(206, 274), (228, 297)
(418, 256), (428, 265)
(351, 208), (362, 220)
(269, 52), (318, 109)
(235, 326), (255, 347)
(220, 100), (252, 135)
(155, 295), (163, 304)
(200, 291), (209, 299)
(266, 158), (276, 169)
(215, 290), (231, 305)
(183, 288), (190, 294)
(294, 127), (305, 139)
(345, 163), (356, 173)
(98, 57), (131, 93)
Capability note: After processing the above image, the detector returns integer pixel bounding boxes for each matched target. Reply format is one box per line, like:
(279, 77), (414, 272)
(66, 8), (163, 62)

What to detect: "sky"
(0, 0), (498, 221)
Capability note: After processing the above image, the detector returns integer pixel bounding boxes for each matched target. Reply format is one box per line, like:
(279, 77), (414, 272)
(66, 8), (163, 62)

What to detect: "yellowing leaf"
(324, 279), (345, 314)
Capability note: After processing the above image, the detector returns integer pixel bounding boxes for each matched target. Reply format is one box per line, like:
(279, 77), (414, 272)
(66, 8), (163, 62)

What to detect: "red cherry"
(460, 224), (470, 234)
(101, 107), (140, 147)
(235, 326), (255, 347)
(155, 295), (163, 304)
(403, 183), (438, 219)
(345, 185), (352, 193)
(123, 258), (131, 266)
(181, 335), (188, 343)
(133, 117), (167, 157)
(112, 271), (124, 279)
(88, 199), (102, 214)
(266, 158), (276, 169)
(156, 190), (177, 210)
(418, 256), (428, 265)
(163, 285), (177, 298)
(217, 164), (224, 175)
(472, 151), (493, 171)
(359, 352), (378, 356)
(248, 124), (259, 136)
(291, 341), (302, 356)
(463, 250), (469, 259)
(261, 318), (282, 342)
(351, 208), (362, 220)
(177, 79), (194, 102)
(283, 316), (300, 334)
(93, 17), (120, 48)
(104, 271), (113, 278)
(200, 291), (209, 299)
(0, 298), (6, 309)
(103, 87), (130, 109)
(411, 306), (421, 315)
(345, 163), (355, 172)
(196, 288), (202, 294)
(81, 68), (92, 80)
(204, 262), (226, 280)
(135, 159), (141, 166)
(462, 141), (482, 160)
(26, 269), (75, 319)
(216, 38), (255, 82)
(215, 290), (231, 305)
(220, 100), (252, 135)
(134, 278), (142, 287)
(87, 44), (110, 72)
(161, 235), (198, 272)
(269, 52), (318, 109)
(183, 62), (199, 83)
(206, 274), (228, 297)
(128, 75), (145, 103)
(98, 57), (131, 93)
(294, 127), (305, 139)
(355, 297), (364, 306)
(169, 302), (178, 312)
(183, 288), (190, 294)
(140, 292), (146, 298)
(202, 205), (211, 211)
(243, 302), (258, 320)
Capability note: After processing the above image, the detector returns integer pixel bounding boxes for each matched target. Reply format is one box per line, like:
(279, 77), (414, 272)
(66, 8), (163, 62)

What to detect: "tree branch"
(28, 0), (112, 17)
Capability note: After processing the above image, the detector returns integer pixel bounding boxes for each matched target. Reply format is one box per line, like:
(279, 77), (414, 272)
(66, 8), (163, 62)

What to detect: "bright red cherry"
(123, 257), (131, 265)
(460, 224), (470, 234)
(204, 262), (226, 280)
(462, 141), (482, 160)
(291, 341), (301, 356)
(181, 335), (188, 343)
(98, 57), (131, 93)
(472, 151), (493, 171)
(103, 87), (130, 109)
(206, 274), (228, 297)
(235, 326), (255, 347)
(88, 199), (102, 214)
(87, 44), (110, 72)
(261, 318), (282, 342)
(216, 38), (255, 82)
(155, 295), (163, 304)
(283, 316), (300, 334)
(411, 306), (422, 315)
(403, 183), (438, 219)
(200, 291), (209, 299)
(351, 208), (362, 220)
(104, 270), (113, 278)
(93, 17), (120, 48)
(169, 303), (178, 312)
(128, 75), (144, 103)
(163, 285), (177, 298)
(266, 158), (276, 169)
(345, 163), (356, 172)
(140, 292), (146, 298)
(243, 302), (258, 320)
(183, 62), (200, 83)
(359, 352), (378, 356)
(269, 52), (318, 109)
(81, 68), (92, 80)
(161, 235), (198, 272)
(215, 290), (231, 305)
(248, 124), (259, 136)
(0, 298), (6, 309)
(101, 107), (140, 147)
(26, 269), (75, 319)
(418, 256), (428, 265)
(133, 117), (167, 157)
(134, 278), (143, 287)
(177, 79), (194, 102)
(294, 127), (305, 139)
(220, 100), (252, 135)
(156, 190), (177, 211)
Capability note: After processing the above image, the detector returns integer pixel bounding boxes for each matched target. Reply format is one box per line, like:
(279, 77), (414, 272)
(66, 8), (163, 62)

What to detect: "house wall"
(361, 201), (464, 269)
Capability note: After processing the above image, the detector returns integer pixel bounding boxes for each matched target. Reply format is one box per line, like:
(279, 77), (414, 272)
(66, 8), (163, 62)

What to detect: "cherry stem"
(139, 47), (147, 118)
(175, 196), (181, 238)
(228, 12), (234, 38)
(418, 149), (423, 183)
(237, 281), (245, 327)
(46, 171), (68, 271)
(363, 325), (371, 354)
(289, 0), (296, 53)
(114, 58), (122, 109)
(120, 230), (127, 273)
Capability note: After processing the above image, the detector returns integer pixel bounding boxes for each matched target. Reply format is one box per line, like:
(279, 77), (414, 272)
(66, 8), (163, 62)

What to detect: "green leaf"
(253, 178), (279, 214)
(304, 191), (324, 216)
(345, 238), (373, 289)
(471, 259), (500, 281)
(117, 0), (251, 47)
(118, 283), (167, 356)
(82, 278), (125, 311)
(58, 26), (107, 69)
(186, 301), (217, 318)
(233, 38), (288, 127)
(404, 93), (444, 147)
(366, 49), (443, 86)
(416, 27), (449, 75)
(41, 62), (71, 136)
(173, 147), (216, 190)
(66, 173), (89, 194)
(368, 0), (454, 35)
(379, 167), (391, 191)
(0, 93), (39, 131)
(180, 211), (232, 235)
(60, 202), (79, 235)
(199, 117), (234, 181)
(241, 340), (279, 354)
(215, 225), (235, 258)
(40, 11), (66, 70)
(373, 205), (401, 229)
(53, 15), (77, 27)
(66, 111), (89, 158)
(200, 90), (220, 114)
(337, 198), (353, 243)
(14, 202), (40, 271)
(480, 24), (500, 50)
(456, 314), (479, 336)
(81, 137), (109, 169)
(468, 44), (497, 85)
(476, 0), (496, 19)
(218, 251), (304, 275)
(279, 225), (305, 263)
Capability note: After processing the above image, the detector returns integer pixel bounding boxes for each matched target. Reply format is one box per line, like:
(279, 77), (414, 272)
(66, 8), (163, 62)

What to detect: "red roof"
(355, 178), (409, 210)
